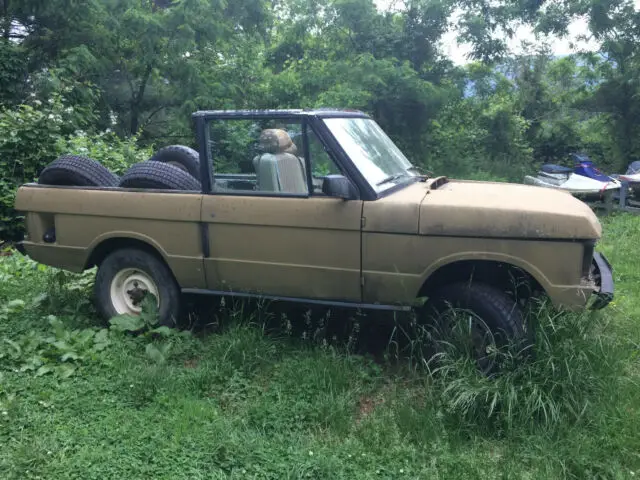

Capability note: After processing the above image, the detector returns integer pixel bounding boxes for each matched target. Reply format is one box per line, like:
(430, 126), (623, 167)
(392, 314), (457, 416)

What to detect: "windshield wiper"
(376, 173), (408, 186)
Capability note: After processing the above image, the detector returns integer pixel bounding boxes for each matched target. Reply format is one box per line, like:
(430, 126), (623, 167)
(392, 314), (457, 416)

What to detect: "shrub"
(55, 131), (153, 175)
(0, 95), (152, 241)
(0, 96), (70, 240)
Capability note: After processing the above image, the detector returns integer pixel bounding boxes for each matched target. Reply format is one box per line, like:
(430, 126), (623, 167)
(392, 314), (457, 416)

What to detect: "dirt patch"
(356, 394), (385, 424)
(183, 358), (199, 369)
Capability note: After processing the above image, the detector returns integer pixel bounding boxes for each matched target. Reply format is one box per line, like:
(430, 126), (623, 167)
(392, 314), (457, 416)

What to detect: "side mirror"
(322, 175), (358, 200)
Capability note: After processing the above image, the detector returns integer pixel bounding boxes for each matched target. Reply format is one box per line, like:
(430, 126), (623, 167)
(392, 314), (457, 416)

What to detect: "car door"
(200, 117), (363, 302)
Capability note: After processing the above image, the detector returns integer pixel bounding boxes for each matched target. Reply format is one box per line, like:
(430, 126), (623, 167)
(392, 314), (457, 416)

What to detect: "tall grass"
(381, 298), (631, 436)
(2, 213), (640, 478)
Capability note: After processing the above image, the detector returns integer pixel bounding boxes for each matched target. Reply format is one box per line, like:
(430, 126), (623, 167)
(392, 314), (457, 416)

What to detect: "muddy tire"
(38, 155), (119, 187)
(94, 248), (181, 327)
(119, 161), (201, 191)
(422, 282), (531, 374)
(149, 145), (201, 180)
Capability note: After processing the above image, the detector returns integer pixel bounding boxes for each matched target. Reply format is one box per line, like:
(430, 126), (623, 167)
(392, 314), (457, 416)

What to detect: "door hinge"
(360, 276), (365, 288)
(360, 217), (366, 228)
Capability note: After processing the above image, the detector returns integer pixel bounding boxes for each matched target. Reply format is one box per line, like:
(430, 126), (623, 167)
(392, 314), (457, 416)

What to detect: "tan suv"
(14, 109), (614, 365)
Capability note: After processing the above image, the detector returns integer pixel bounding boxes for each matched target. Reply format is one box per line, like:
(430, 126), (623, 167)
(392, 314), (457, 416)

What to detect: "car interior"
(212, 127), (325, 195)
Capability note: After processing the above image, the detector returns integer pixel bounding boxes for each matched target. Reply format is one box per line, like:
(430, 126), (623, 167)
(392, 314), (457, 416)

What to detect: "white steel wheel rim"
(109, 268), (159, 315)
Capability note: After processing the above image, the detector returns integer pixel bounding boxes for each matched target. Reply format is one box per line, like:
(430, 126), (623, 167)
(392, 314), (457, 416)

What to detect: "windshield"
(323, 117), (418, 193)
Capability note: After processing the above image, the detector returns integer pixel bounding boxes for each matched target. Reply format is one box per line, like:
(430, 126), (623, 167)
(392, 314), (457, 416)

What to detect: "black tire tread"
(428, 282), (526, 339)
(119, 161), (201, 190)
(149, 145), (201, 179)
(423, 282), (531, 373)
(38, 155), (119, 187)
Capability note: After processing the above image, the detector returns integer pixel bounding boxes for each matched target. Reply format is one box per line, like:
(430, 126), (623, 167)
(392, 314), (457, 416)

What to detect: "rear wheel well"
(85, 238), (166, 270)
(419, 260), (545, 304)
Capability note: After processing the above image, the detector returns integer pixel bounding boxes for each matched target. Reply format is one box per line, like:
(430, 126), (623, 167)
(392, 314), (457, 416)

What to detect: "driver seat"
(253, 129), (307, 193)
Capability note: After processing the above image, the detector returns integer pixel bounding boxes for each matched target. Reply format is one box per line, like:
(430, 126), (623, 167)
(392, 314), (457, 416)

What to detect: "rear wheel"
(421, 282), (531, 374)
(94, 248), (181, 327)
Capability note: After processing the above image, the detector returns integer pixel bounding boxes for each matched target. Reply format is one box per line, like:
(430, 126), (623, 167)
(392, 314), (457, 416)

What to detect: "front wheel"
(421, 282), (532, 374)
(94, 248), (181, 327)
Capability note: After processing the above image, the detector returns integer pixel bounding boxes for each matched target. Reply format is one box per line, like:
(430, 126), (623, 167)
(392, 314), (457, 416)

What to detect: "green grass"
(2, 212), (640, 479)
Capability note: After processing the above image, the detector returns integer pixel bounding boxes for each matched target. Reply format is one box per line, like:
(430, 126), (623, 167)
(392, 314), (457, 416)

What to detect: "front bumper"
(590, 252), (614, 310)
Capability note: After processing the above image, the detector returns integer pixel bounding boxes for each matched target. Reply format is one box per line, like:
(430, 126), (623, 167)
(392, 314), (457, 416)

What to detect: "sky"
(375, 0), (640, 65)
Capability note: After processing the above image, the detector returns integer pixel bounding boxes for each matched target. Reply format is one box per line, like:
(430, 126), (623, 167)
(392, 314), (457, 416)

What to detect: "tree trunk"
(615, 58), (635, 170)
(130, 64), (153, 135)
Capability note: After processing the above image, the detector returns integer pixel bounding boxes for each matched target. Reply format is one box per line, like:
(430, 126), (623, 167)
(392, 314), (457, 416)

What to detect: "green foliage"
(0, 94), (78, 182)
(424, 93), (532, 181)
(0, 42), (27, 106)
(0, 299), (26, 322)
(109, 294), (190, 365)
(0, 96), (68, 240)
(426, 302), (624, 432)
(1, 213), (640, 477)
(55, 131), (153, 175)
(0, 82), (101, 240)
(0, 314), (110, 379)
(0, 94), (151, 240)
(108, 296), (159, 335)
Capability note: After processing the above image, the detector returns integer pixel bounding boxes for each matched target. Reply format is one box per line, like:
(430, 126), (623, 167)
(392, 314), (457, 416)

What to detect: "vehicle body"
(14, 109), (614, 368)
(524, 153), (621, 200)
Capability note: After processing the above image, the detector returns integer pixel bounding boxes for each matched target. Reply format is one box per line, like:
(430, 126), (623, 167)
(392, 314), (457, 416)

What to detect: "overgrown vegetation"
(0, 212), (639, 478)
(0, 87), (152, 239)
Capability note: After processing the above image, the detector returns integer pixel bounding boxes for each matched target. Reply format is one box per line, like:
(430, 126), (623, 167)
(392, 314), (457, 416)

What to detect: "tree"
(536, 0), (640, 169)
(1, 0), (272, 139)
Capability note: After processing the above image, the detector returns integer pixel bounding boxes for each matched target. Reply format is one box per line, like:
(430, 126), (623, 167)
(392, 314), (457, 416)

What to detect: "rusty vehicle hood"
(367, 178), (602, 239)
(416, 179), (602, 239)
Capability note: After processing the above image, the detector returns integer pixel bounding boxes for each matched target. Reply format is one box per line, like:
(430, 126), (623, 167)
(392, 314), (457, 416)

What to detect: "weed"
(108, 294), (191, 365)
(0, 214), (639, 478)
(0, 314), (110, 378)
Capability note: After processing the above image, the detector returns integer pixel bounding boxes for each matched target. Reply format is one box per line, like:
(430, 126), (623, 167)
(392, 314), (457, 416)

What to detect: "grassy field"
(1, 212), (640, 479)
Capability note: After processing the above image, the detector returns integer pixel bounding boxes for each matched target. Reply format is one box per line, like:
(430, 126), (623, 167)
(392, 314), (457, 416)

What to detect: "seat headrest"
(259, 129), (298, 155)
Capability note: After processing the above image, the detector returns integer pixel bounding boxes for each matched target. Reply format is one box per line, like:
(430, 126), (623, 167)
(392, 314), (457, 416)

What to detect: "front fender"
(419, 251), (553, 295)
(362, 233), (586, 307)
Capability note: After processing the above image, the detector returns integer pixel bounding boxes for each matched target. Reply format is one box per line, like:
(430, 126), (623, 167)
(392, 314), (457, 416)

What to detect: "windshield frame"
(321, 117), (420, 196)
(192, 109), (421, 201)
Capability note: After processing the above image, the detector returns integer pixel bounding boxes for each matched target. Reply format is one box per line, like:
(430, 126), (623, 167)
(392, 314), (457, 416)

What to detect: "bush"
(424, 96), (533, 182)
(0, 94), (152, 241)
(0, 96), (69, 240)
(55, 131), (153, 175)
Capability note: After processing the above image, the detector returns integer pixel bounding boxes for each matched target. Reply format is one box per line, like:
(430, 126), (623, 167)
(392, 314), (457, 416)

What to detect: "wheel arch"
(418, 256), (549, 303)
(84, 233), (170, 270)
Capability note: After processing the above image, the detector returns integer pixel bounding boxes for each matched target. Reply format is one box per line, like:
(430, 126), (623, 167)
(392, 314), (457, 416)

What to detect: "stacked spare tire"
(38, 155), (120, 188)
(37, 145), (202, 191)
